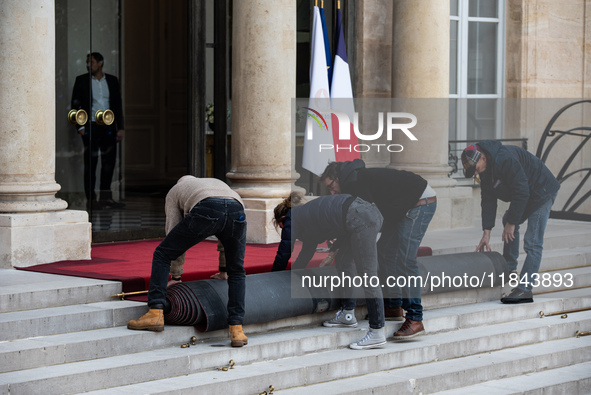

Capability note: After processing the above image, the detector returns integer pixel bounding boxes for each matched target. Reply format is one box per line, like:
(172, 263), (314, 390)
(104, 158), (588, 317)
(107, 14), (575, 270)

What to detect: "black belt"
(415, 196), (437, 207)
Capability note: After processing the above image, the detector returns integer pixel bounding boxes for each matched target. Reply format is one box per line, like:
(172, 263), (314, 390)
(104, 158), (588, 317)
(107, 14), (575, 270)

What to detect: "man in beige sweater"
(127, 176), (248, 347)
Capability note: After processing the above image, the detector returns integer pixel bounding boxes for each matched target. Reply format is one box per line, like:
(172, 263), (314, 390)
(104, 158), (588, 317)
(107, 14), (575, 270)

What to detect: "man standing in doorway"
(461, 141), (560, 303)
(71, 52), (125, 209)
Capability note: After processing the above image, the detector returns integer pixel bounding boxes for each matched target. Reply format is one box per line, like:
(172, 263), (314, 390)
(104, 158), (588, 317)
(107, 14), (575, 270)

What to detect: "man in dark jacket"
(461, 140), (560, 303)
(320, 160), (437, 339)
(71, 52), (125, 209)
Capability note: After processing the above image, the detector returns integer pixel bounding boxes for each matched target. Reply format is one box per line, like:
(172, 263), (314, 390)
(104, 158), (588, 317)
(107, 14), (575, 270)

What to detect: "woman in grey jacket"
(273, 192), (386, 349)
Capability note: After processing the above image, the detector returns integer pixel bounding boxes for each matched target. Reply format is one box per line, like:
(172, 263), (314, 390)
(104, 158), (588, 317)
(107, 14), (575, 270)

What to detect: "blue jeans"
(379, 201), (436, 322)
(147, 198), (247, 325)
(335, 198), (385, 329)
(502, 193), (556, 292)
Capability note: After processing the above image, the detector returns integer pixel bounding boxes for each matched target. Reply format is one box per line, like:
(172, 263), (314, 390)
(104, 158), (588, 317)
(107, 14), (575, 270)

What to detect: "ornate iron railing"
(536, 100), (591, 221)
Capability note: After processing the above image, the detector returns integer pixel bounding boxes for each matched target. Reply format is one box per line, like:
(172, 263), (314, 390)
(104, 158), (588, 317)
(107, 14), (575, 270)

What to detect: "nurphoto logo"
(306, 109), (418, 153)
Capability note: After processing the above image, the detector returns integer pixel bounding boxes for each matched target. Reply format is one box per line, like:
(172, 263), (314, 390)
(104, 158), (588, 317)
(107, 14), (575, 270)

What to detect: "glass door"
(55, 0), (190, 243)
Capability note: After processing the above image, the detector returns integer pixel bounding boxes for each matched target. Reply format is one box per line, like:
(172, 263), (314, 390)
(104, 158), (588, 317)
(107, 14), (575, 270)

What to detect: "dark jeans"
(336, 198), (385, 329)
(502, 193), (556, 292)
(147, 198), (247, 325)
(81, 123), (117, 202)
(379, 201), (436, 322)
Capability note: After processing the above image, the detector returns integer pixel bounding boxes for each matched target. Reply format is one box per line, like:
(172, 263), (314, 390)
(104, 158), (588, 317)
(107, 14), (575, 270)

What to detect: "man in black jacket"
(71, 52), (125, 209)
(462, 141), (560, 303)
(320, 160), (437, 339)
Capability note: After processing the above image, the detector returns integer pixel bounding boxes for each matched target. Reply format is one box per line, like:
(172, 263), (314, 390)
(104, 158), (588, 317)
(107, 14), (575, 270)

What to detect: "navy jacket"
(71, 73), (125, 130)
(271, 210), (292, 271)
(338, 159), (427, 224)
(477, 140), (560, 230)
(271, 194), (354, 271)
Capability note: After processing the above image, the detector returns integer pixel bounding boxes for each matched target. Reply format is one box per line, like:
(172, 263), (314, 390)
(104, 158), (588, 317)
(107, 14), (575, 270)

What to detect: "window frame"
(450, 0), (506, 141)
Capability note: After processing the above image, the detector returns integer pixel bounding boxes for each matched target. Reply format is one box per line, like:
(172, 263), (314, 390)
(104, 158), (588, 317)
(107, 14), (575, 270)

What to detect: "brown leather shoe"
(392, 317), (425, 339)
(127, 308), (164, 332)
(385, 306), (405, 321)
(229, 324), (248, 347)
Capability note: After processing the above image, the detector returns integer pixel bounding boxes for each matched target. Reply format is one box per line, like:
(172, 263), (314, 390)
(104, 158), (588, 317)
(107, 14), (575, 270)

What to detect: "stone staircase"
(1, 218), (590, 394)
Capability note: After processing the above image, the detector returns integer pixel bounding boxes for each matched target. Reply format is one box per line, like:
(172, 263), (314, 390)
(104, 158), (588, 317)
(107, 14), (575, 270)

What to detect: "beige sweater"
(167, 176), (243, 277)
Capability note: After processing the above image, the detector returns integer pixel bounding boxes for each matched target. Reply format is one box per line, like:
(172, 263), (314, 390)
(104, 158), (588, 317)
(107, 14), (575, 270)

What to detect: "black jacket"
(477, 140), (560, 230)
(71, 73), (125, 130)
(337, 159), (427, 224)
(271, 210), (292, 272)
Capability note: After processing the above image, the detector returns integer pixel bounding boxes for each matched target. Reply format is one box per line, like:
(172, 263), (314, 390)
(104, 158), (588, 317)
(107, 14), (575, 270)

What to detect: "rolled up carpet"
(165, 251), (507, 331)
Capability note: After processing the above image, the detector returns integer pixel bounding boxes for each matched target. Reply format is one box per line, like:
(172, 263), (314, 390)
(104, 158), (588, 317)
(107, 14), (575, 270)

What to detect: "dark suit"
(71, 73), (125, 202)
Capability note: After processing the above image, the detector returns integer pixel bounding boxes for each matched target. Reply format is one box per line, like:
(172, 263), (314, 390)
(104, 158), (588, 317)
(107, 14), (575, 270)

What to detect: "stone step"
(0, 294), (574, 372)
(431, 361), (591, 394)
(0, 300), (145, 341)
(274, 339), (591, 395)
(0, 325), (197, 374)
(2, 302), (590, 395)
(75, 313), (591, 395)
(531, 266), (591, 295)
(0, 269), (121, 313)
(0, 279), (583, 354)
(425, 219), (591, 256)
(532, 246), (591, 272)
(0, 307), (342, 374)
(2, 285), (589, 374)
(421, 266), (591, 312)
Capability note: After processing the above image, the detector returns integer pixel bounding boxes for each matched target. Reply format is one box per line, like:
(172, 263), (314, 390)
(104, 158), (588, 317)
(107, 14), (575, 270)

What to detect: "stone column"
(227, 0), (296, 243)
(0, 0), (90, 268)
(391, 0), (472, 229)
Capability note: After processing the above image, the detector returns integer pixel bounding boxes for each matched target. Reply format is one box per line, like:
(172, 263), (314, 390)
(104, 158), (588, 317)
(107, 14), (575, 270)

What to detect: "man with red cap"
(461, 141), (560, 303)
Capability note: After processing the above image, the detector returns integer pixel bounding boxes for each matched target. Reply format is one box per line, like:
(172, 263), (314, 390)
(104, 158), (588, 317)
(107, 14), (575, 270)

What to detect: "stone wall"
(506, 0), (591, 217)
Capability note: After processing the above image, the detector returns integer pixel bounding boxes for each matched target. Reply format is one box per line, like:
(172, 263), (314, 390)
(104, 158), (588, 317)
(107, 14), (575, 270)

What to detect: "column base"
(429, 186), (474, 230)
(243, 198), (284, 244)
(0, 210), (91, 269)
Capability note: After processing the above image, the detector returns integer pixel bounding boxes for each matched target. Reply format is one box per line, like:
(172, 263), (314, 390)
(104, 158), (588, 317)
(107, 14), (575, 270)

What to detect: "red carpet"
(17, 240), (300, 293)
(18, 239), (432, 294)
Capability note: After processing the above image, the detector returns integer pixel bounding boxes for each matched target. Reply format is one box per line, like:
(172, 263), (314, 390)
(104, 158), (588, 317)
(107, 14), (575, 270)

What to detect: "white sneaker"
(323, 308), (358, 328)
(349, 327), (386, 350)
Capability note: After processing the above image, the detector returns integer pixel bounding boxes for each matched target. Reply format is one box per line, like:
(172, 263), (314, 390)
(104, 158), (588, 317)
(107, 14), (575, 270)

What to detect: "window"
(450, 0), (505, 144)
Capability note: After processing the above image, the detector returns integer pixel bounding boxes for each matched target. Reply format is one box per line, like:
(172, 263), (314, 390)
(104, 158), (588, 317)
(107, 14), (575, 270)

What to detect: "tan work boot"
(229, 324), (248, 347)
(127, 308), (164, 332)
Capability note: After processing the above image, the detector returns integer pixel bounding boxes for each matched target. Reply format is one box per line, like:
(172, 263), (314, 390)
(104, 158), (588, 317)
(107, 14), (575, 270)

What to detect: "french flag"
(330, 7), (360, 162)
(302, 5), (335, 177)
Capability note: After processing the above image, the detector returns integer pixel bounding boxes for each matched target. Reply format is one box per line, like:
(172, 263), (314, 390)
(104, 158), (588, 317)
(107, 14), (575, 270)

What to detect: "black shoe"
(501, 288), (533, 304)
(87, 200), (104, 211)
(100, 199), (126, 208)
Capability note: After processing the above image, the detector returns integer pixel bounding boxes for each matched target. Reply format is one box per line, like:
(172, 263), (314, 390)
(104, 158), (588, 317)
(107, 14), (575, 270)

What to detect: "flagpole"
(330, 0), (360, 163)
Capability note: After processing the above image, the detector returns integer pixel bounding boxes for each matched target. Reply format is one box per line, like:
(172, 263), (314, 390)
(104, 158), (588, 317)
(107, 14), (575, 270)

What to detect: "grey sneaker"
(349, 327), (387, 350)
(323, 308), (358, 328)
